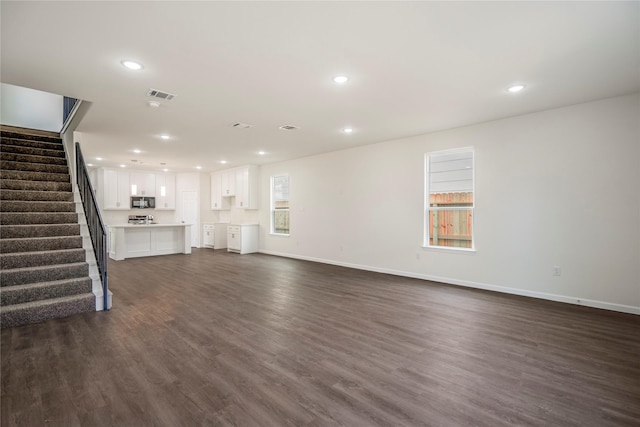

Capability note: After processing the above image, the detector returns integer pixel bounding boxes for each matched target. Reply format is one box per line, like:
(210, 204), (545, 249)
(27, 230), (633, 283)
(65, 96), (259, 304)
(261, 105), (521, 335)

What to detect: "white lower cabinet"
(203, 224), (215, 248)
(227, 224), (258, 254)
(203, 223), (229, 249)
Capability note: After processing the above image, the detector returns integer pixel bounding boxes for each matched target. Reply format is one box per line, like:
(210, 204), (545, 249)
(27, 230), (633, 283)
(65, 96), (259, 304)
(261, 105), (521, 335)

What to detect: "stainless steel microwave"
(131, 196), (155, 209)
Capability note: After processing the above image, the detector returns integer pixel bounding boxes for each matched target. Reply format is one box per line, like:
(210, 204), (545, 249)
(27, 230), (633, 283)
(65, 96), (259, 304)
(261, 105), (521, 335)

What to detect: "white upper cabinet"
(220, 169), (236, 197)
(155, 173), (176, 210)
(130, 172), (156, 196)
(100, 168), (130, 210)
(210, 171), (230, 210)
(235, 165), (258, 209)
(209, 165), (258, 210)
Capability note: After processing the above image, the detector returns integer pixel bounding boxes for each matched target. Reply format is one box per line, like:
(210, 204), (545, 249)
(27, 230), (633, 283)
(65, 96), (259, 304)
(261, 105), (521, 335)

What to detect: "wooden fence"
(429, 192), (473, 248)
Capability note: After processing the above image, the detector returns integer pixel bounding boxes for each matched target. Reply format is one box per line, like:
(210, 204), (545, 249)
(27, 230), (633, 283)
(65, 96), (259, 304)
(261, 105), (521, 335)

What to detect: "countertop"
(108, 223), (193, 228)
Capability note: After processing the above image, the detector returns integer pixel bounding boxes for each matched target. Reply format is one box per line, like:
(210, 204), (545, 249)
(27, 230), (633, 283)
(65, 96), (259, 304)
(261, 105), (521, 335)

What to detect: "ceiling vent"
(232, 122), (253, 129)
(279, 125), (299, 131)
(147, 88), (176, 100)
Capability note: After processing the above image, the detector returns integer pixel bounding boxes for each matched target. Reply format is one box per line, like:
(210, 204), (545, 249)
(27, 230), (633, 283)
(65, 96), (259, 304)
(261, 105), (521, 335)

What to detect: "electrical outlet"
(553, 266), (561, 276)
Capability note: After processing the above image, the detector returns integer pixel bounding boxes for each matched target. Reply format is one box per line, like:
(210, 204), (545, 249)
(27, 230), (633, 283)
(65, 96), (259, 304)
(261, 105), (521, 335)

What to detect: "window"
(425, 148), (474, 249)
(271, 175), (290, 235)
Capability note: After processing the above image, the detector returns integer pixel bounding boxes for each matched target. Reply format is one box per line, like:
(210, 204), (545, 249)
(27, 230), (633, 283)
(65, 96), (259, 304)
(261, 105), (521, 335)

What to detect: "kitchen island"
(108, 224), (192, 261)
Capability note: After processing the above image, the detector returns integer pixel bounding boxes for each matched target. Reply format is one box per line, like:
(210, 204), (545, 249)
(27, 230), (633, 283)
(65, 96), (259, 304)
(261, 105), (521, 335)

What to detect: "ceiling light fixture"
(119, 164), (126, 168)
(163, 168), (169, 172)
(196, 166), (202, 170)
(343, 128), (354, 134)
(96, 157), (103, 161)
(220, 160), (227, 164)
(160, 134), (170, 140)
(121, 60), (143, 70)
(148, 101), (160, 108)
(133, 149), (141, 154)
(258, 151), (266, 155)
(333, 75), (349, 84)
(507, 84), (526, 93)
(87, 163), (94, 167)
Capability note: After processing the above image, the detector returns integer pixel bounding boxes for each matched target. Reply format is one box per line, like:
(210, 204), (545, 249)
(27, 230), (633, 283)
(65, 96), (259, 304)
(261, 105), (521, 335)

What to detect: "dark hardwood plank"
(2, 249), (639, 426)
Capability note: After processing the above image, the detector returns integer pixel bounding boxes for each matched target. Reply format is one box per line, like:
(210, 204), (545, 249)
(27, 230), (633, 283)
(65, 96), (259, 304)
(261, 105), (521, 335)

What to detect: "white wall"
(0, 83), (63, 132)
(258, 93), (640, 314)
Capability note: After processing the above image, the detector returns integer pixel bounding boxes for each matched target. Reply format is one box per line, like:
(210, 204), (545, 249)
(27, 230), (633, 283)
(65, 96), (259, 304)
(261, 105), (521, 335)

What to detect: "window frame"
(424, 147), (475, 251)
(270, 174), (290, 236)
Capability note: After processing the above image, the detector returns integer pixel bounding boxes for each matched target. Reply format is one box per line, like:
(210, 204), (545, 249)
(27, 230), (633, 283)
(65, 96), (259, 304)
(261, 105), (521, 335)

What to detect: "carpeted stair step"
(0, 169), (70, 183)
(1, 151), (68, 166)
(1, 277), (92, 305)
(1, 130), (62, 144)
(1, 200), (76, 212)
(0, 179), (72, 192)
(1, 212), (78, 225)
(0, 137), (64, 151)
(1, 160), (68, 174)
(0, 142), (66, 158)
(0, 224), (80, 239)
(0, 262), (89, 287)
(0, 235), (82, 253)
(0, 189), (73, 202)
(0, 293), (95, 329)
(1, 248), (86, 269)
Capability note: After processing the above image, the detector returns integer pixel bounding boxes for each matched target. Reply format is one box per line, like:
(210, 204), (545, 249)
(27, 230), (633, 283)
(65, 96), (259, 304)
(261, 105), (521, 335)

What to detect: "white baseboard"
(259, 250), (640, 316)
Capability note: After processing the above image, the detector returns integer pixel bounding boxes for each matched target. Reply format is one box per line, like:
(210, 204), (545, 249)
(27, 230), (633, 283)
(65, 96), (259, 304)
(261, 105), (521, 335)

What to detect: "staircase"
(1, 127), (95, 328)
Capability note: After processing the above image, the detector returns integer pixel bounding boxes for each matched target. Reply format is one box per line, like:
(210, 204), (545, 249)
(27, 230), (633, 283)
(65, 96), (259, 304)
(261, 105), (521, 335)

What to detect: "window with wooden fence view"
(271, 175), (290, 234)
(425, 149), (474, 249)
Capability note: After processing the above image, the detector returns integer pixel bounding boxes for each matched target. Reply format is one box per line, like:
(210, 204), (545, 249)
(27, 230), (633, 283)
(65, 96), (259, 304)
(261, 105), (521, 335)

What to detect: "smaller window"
(271, 175), (290, 235)
(425, 148), (474, 249)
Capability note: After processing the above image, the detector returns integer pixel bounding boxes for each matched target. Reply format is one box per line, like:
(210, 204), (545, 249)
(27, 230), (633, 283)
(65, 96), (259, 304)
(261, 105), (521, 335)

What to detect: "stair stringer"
(73, 191), (113, 311)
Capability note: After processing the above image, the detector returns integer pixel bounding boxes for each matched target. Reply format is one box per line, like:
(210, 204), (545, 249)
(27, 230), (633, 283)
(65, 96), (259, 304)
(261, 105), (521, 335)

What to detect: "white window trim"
(423, 147), (475, 251)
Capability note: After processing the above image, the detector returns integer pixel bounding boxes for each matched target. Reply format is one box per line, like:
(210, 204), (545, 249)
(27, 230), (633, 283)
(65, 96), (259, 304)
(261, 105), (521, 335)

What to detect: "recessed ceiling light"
(333, 75), (349, 84)
(148, 101), (160, 108)
(507, 84), (526, 93)
(96, 157), (103, 161)
(133, 149), (141, 154)
(119, 164), (126, 168)
(343, 128), (354, 134)
(220, 160), (227, 164)
(163, 168), (169, 172)
(258, 151), (266, 155)
(160, 134), (170, 140)
(196, 166), (202, 170)
(87, 163), (94, 167)
(121, 60), (143, 71)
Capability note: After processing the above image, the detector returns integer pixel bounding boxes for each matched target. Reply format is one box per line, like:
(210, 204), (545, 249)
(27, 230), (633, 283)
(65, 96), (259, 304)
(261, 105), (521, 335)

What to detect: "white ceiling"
(2, 1), (639, 172)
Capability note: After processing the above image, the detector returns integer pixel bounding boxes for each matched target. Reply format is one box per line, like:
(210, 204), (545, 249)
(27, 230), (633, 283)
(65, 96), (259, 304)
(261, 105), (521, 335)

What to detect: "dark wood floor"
(2, 249), (639, 426)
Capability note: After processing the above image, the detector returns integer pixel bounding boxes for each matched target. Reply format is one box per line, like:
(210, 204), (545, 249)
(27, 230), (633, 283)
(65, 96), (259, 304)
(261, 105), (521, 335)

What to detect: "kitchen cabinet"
(130, 172), (156, 196)
(210, 171), (230, 210)
(101, 168), (130, 210)
(203, 223), (228, 249)
(221, 169), (236, 197)
(227, 224), (258, 254)
(234, 165), (259, 209)
(155, 173), (176, 210)
(203, 224), (215, 248)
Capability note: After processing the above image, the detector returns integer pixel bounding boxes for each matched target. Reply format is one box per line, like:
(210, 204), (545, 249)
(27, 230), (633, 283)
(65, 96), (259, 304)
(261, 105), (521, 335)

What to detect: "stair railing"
(75, 143), (109, 311)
